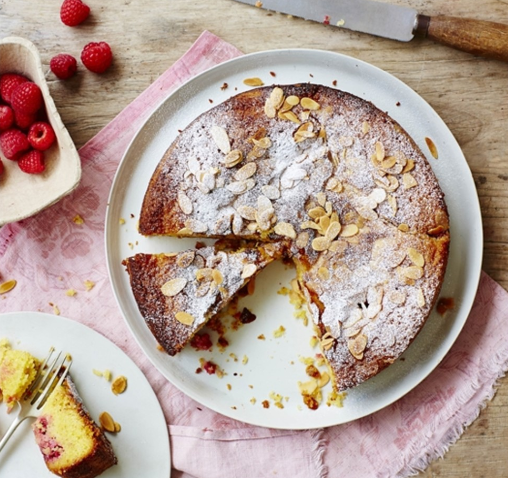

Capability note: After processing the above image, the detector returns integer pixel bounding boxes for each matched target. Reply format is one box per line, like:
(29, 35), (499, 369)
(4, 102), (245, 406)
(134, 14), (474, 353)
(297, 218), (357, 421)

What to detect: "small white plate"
(0, 37), (81, 226)
(105, 49), (483, 429)
(0, 312), (170, 477)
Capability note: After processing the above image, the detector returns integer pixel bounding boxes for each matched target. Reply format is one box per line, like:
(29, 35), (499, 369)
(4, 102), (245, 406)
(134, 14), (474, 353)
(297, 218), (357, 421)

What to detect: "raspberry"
(11, 82), (43, 115)
(0, 105), (14, 131)
(81, 42), (113, 74)
(0, 73), (29, 104)
(18, 149), (45, 174)
(28, 122), (56, 151)
(50, 54), (78, 80)
(0, 128), (30, 160)
(14, 109), (38, 131)
(60, 0), (90, 26)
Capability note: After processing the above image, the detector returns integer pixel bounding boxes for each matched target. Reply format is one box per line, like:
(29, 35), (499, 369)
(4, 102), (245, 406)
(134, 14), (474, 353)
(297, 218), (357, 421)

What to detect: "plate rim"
(105, 47), (483, 429)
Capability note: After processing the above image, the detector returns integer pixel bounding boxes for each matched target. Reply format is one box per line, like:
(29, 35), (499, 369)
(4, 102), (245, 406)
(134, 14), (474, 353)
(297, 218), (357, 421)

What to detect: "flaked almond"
(298, 379), (318, 396)
(286, 95), (300, 106)
(212, 269), (224, 285)
(308, 206), (327, 220)
(312, 236), (331, 252)
(161, 277), (188, 297)
(300, 220), (320, 231)
(176, 251), (195, 268)
(318, 371), (330, 388)
(362, 121), (371, 135)
(316, 192), (327, 207)
(0, 279), (16, 294)
(325, 177), (343, 193)
(408, 248), (425, 267)
(381, 156), (397, 170)
(321, 336), (335, 350)
(196, 268), (214, 281)
(317, 266), (330, 281)
(223, 149), (243, 168)
(388, 290), (406, 305)
(99, 412), (117, 433)
(177, 227), (192, 236)
(241, 263), (257, 279)
(177, 191), (193, 215)
(195, 281), (210, 297)
(268, 86), (285, 109)
(280, 110), (301, 124)
(398, 223), (410, 232)
(252, 137), (272, 149)
(400, 266), (424, 280)
(375, 141), (385, 162)
(296, 231), (310, 249)
(234, 162), (257, 181)
(111, 375), (128, 395)
(425, 137), (439, 159)
(301, 97), (320, 110)
(243, 77), (264, 86)
(417, 288), (426, 307)
(340, 224), (359, 237)
(237, 205), (257, 221)
(274, 221), (296, 239)
(348, 333), (368, 360)
(210, 125), (231, 154)
(325, 221), (341, 241)
(175, 311), (195, 326)
(226, 180), (248, 195)
(402, 172), (418, 189)
(261, 184), (280, 200)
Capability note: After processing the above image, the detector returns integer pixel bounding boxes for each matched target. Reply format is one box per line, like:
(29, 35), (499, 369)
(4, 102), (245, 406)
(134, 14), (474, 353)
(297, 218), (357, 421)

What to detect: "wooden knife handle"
(415, 15), (508, 62)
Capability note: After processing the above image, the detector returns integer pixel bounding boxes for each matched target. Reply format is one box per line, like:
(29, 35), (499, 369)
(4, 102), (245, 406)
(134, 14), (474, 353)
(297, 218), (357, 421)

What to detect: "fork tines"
(25, 347), (72, 409)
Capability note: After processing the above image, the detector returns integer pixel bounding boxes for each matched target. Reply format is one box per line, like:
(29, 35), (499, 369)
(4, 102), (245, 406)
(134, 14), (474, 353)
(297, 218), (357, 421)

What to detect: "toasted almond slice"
(301, 97), (320, 110)
(241, 263), (257, 279)
(187, 219), (207, 234)
(416, 287), (426, 307)
(369, 188), (387, 204)
(281, 110), (301, 124)
(274, 221), (296, 239)
(226, 180), (248, 195)
(196, 268), (214, 281)
(425, 137), (439, 159)
(269, 86), (285, 109)
(348, 333), (368, 360)
(286, 95), (300, 106)
(381, 156), (397, 169)
(0, 279), (16, 294)
(252, 137), (272, 149)
(318, 214), (331, 235)
(237, 205), (257, 221)
(210, 125), (231, 154)
(375, 141), (385, 162)
(362, 121), (371, 135)
(312, 236), (331, 252)
(264, 102), (276, 118)
(316, 192), (327, 207)
(261, 184), (280, 200)
(325, 221), (341, 241)
(387, 194), (398, 215)
(175, 252), (195, 270)
(321, 337), (335, 350)
(111, 376), (128, 395)
(400, 266), (424, 280)
(99, 412), (116, 433)
(300, 220), (321, 230)
(195, 281), (211, 297)
(398, 223), (410, 232)
(234, 162), (257, 181)
(243, 77), (264, 86)
(212, 269), (224, 285)
(161, 277), (188, 297)
(388, 290), (406, 305)
(317, 266), (330, 281)
(296, 231), (310, 249)
(308, 206), (327, 219)
(177, 191), (193, 215)
(408, 248), (425, 267)
(318, 371), (330, 388)
(223, 149), (243, 168)
(402, 172), (418, 189)
(340, 224), (359, 237)
(175, 311), (195, 326)
(298, 379), (318, 395)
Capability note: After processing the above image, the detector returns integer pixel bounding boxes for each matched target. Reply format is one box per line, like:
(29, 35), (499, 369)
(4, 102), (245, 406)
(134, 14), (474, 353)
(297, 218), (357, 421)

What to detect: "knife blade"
(233, 0), (508, 62)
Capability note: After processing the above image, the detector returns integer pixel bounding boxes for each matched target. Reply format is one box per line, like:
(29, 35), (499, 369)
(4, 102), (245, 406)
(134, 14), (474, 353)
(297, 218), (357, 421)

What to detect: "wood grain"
(2, 0), (508, 476)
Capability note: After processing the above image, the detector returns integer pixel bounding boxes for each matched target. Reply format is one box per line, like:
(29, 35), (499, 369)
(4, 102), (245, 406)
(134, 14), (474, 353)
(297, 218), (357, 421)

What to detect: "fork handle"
(0, 404), (26, 453)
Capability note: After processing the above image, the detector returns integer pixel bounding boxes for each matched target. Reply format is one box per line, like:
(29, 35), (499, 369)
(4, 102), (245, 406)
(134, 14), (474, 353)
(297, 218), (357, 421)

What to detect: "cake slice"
(123, 243), (283, 355)
(0, 341), (117, 478)
(33, 376), (117, 478)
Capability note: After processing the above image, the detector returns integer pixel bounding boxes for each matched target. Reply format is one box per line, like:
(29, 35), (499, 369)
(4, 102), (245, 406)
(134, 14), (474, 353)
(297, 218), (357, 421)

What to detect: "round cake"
(132, 83), (450, 392)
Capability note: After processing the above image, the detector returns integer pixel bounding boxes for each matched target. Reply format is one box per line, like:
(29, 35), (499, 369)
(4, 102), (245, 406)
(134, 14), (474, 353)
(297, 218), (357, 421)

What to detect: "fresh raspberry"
(11, 82), (43, 115)
(18, 149), (45, 174)
(50, 54), (78, 80)
(81, 42), (113, 74)
(0, 73), (29, 104)
(0, 128), (30, 160)
(28, 122), (56, 151)
(0, 105), (14, 131)
(13, 109), (38, 131)
(60, 0), (90, 26)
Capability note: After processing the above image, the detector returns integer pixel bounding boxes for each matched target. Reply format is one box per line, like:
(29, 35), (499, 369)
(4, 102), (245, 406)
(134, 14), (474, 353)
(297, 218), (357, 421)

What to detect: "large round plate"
(0, 312), (170, 477)
(105, 49), (483, 429)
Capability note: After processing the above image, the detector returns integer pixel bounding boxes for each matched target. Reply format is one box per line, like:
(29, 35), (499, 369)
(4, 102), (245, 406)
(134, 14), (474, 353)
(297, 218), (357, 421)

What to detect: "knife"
(233, 0), (508, 62)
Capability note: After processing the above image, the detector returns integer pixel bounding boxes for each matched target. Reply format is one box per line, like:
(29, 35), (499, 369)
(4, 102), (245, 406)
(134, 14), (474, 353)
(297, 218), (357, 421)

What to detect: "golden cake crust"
(134, 83), (450, 391)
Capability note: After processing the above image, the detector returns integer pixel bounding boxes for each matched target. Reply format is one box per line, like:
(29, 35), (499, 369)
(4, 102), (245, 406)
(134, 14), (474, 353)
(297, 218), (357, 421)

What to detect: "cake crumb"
(119, 218), (126, 225)
(111, 375), (128, 395)
(242, 355), (248, 365)
(250, 397), (257, 404)
(0, 279), (16, 294)
(273, 325), (286, 338)
(65, 289), (77, 297)
(227, 383), (232, 390)
(72, 215), (84, 225)
(84, 280), (95, 291)
(262, 400), (270, 409)
(327, 390), (346, 408)
(257, 334), (265, 340)
(310, 336), (319, 348)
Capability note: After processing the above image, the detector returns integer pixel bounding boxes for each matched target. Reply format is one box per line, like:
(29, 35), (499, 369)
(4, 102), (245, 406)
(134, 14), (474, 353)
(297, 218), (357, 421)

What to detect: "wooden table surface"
(2, 0), (508, 475)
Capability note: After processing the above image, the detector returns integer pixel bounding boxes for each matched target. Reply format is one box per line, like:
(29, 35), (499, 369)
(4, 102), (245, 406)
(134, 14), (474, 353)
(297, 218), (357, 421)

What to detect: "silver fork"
(0, 347), (72, 453)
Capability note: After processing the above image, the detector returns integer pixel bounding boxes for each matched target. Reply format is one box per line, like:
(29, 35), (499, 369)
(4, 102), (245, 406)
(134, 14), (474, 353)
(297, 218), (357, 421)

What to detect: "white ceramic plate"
(0, 37), (81, 226)
(0, 312), (170, 477)
(105, 49), (483, 430)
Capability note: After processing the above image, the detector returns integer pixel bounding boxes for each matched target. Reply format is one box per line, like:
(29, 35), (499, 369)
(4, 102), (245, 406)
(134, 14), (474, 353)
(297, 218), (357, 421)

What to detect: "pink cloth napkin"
(2, 31), (508, 478)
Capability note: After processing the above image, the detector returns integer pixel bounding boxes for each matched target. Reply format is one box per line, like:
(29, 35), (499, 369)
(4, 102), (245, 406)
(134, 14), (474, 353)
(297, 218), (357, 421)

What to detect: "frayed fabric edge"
(310, 428), (329, 478)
